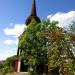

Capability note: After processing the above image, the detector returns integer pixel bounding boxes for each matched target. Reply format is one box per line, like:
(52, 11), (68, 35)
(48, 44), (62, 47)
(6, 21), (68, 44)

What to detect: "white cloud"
(3, 24), (26, 46)
(1, 23), (26, 60)
(3, 39), (18, 45)
(47, 11), (75, 29)
(0, 49), (17, 60)
(4, 24), (26, 37)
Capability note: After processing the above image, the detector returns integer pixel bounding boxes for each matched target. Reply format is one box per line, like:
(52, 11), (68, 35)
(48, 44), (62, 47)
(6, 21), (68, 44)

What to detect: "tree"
(18, 20), (75, 75)
(19, 21), (49, 74)
(2, 56), (17, 74)
(68, 21), (75, 33)
(42, 21), (75, 75)
(1, 20), (75, 75)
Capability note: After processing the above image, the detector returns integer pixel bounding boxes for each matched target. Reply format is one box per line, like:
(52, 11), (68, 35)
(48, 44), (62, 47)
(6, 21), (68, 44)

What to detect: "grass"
(0, 72), (29, 75)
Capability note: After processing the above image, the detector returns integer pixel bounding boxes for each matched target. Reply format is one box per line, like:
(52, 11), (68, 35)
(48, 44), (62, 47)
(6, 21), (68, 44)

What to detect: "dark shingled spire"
(26, 0), (41, 25)
(31, 0), (37, 16)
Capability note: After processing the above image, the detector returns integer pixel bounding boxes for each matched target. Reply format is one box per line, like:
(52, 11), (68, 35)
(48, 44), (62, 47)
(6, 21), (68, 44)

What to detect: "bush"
(2, 56), (17, 74)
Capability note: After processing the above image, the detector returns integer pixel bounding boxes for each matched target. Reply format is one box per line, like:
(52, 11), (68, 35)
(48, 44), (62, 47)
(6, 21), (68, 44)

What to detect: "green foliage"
(18, 21), (51, 74)
(1, 20), (75, 75)
(68, 21), (75, 32)
(42, 21), (75, 75)
(18, 20), (75, 74)
(2, 56), (17, 74)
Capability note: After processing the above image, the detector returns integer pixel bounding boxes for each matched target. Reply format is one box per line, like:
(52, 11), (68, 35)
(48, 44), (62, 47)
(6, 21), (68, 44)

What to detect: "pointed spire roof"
(26, 0), (41, 25)
(31, 0), (37, 16)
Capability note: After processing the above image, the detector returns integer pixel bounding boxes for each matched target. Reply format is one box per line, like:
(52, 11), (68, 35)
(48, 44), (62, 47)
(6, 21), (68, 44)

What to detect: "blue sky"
(0, 0), (75, 60)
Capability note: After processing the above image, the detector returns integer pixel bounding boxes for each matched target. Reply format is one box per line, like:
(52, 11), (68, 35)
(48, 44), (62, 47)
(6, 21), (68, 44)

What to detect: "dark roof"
(26, 0), (41, 25)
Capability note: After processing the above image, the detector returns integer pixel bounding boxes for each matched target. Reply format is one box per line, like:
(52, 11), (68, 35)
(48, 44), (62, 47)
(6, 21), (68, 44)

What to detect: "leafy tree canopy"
(19, 20), (75, 73)
(3, 20), (75, 74)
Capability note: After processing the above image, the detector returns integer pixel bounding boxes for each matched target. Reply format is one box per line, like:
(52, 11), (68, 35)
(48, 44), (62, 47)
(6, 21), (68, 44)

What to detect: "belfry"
(15, 0), (41, 72)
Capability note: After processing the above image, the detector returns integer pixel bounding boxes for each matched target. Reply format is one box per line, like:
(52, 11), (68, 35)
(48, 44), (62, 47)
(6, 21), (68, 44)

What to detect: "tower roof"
(31, 0), (37, 16)
(26, 0), (41, 25)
